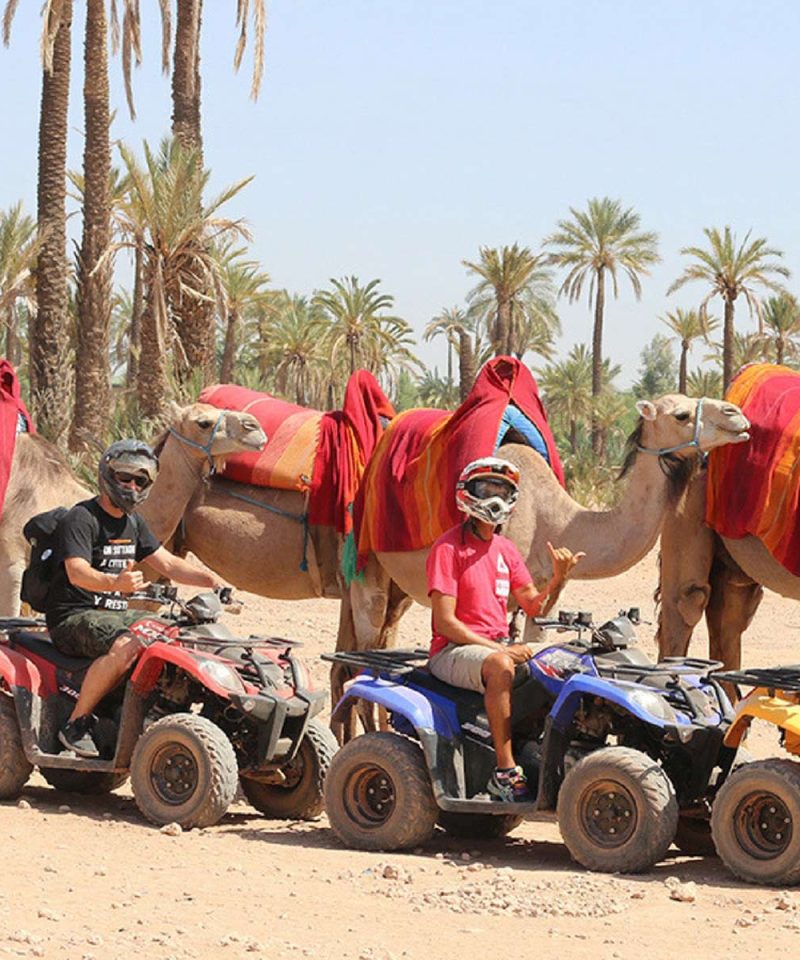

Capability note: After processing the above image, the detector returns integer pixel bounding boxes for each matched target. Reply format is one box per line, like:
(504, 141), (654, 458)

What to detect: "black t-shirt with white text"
(46, 498), (160, 629)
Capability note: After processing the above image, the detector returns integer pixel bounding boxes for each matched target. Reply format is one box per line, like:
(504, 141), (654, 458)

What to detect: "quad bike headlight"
(629, 689), (678, 725)
(197, 658), (247, 695)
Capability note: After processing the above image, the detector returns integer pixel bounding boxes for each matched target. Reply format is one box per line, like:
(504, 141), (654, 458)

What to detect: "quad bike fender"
(0, 645), (45, 696)
(130, 644), (238, 700)
(331, 676), (461, 740)
(725, 688), (800, 752)
(549, 674), (669, 733)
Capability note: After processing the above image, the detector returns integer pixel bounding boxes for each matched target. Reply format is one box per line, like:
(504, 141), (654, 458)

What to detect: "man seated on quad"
(46, 439), (228, 759)
(426, 457), (584, 803)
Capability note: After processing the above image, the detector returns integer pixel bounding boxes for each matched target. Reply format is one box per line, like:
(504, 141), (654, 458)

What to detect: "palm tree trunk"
(127, 244), (144, 388)
(458, 330), (476, 402)
(349, 335), (356, 375)
(722, 298), (735, 393)
(170, 0), (214, 384)
(137, 264), (167, 418)
(569, 418), (577, 455)
(777, 336), (785, 366)
(679, 342), (688, 394)
(5, 305), (21, 370)
(171, 0), (203, 159)
(446, 342), (452, 387)
(220, 308), (238, 382)
(32, 0), (73, 445)
(591, 265), (605, 457)
(495, 299), (511, 357)
(72, 0), (112, 451)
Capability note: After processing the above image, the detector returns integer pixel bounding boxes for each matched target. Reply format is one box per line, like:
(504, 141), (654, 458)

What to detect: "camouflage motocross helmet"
(98, 439), (159, 513)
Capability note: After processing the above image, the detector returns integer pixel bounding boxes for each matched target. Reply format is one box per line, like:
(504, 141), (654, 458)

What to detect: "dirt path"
(3, 548), (800, 959)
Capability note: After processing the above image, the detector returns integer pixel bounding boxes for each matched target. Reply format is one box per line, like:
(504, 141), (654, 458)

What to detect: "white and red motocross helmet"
(455, 457), (520, 526)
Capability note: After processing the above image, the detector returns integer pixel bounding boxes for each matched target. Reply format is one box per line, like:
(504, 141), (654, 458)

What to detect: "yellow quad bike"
(711, 666), (800, 885)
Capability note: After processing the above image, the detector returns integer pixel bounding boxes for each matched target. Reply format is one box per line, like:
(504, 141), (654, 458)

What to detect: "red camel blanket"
(0, 360), (33, 519)
(354, 357), (564, 571)
(706, 363), (800, 575)
(200, 372), (396, 539)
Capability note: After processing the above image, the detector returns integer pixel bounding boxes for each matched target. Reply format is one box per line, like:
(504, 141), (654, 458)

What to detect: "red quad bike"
(0, 586), (337, 828)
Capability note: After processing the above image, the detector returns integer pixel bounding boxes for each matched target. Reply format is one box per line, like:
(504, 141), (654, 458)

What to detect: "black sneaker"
(487, 765), (531, 803)
(58, 715), (99, 759)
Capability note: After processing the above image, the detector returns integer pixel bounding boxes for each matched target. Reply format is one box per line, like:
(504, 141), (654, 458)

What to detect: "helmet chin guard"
(98, 440), (159, 514)
(455, 457), (520, 526)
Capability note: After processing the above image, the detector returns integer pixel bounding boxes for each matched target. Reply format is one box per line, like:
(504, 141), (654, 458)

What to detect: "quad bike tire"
(240, 720), (338, 820)
(130, 713), (238, 829)
(41, 769), (129, 795)
(437, 811), (524, 840)
(711, 758), (800, 886)
(557, 746), (678, 873)
(673, 746), (754, 857)
(324, 732), (438, 851)
(0, 695), (32, 799)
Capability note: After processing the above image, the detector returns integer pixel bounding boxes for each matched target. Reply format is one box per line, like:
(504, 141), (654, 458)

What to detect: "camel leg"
(656, 470), (715, 660)
(705, 558), (763, 672)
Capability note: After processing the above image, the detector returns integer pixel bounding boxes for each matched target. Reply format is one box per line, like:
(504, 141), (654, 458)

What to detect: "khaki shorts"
(429, 643), (494, 693)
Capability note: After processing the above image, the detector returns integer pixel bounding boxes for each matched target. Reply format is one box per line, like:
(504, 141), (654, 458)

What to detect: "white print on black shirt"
(94, 540), (136, 610)
(495, 552), (510, 598)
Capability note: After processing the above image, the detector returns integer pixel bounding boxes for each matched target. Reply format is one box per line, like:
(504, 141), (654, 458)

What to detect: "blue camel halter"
(636, 396), (706, 459)
(168, 410), (227, 472)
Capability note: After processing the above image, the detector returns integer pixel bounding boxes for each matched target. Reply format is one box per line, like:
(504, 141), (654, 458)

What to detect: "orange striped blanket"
(200, 372), (396, 538)
(354, 357), (564, 570)
(707, 363), (800, 575)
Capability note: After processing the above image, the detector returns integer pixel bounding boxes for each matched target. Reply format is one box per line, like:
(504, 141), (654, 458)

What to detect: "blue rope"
(224, 488), (310, 573)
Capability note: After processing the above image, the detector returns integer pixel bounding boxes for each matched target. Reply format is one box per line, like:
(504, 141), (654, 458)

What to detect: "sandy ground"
(4, 548), (800, 960)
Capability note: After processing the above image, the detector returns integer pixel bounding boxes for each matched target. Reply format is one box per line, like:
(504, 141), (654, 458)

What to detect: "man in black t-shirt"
(49, 439), (227, 758)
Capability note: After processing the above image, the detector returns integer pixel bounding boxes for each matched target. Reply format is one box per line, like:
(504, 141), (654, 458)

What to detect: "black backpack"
(21, 506), (69, 613)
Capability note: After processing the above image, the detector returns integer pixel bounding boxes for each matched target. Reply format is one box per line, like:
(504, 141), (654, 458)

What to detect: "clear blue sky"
(2, 1), (799, 385)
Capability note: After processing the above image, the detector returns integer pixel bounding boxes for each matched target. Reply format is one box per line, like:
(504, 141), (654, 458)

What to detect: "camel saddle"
(353, 357), (564, 571)
(707, 362), (800, 576)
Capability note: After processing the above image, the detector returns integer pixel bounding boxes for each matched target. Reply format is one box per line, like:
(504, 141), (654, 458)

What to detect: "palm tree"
(70, 0), (114, 450)
(313, 276), (397, 375)
(668, 226), (789, 391)
(537, 344), (593, 455)
(217, 247), (271, 382)
(111, 138), (252, 416)
(259, 294), (330, 406)
(686, 367), (723, 399)
(704, 330), (766, 375)
(167, 0), (266, 380)
(4, 1), (74, 443)
(546, 197), (660, 455)
(0, 203), (41, 369)
(417, 370), (458, 409)
(661, 308), (719, 394)
(423, 307), (464, 388)
(760, 294), (800, 366)
(462, 244), (557, 358)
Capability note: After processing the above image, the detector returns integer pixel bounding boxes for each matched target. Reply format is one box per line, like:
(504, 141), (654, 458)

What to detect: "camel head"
(166, 402), (267, 464)
(634, 395), (750, 458)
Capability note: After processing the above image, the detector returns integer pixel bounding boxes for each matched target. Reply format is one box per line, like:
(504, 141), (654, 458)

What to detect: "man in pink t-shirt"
(427, 457), (583, 803)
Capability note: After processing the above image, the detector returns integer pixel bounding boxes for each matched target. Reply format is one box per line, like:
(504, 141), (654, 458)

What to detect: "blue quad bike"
(322, 609), (744, 873)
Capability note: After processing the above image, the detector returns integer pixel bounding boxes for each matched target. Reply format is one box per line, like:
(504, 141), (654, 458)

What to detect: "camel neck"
(136, 437), (207, 543)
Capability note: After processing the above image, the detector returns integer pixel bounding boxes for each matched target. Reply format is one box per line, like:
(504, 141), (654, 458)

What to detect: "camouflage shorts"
(50, 608), (153, 659)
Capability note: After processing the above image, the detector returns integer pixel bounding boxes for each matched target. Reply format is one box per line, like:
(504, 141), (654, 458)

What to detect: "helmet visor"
(469, 478), (515, 502)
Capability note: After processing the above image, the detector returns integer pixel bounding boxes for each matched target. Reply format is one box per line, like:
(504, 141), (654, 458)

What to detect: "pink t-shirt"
(426, 523), (533, 657)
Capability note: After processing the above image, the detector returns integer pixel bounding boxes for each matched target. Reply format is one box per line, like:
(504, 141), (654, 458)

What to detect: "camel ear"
(635, 400), (657, 421)
(165, 400), (184, 422)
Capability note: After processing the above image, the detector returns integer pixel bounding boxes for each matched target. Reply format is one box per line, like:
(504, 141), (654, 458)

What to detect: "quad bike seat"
(404, 665), (551, 731)
(9, 630), (95, 672)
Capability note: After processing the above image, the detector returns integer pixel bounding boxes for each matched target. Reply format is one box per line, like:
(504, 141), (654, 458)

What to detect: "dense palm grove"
(2, 3), (799, 504)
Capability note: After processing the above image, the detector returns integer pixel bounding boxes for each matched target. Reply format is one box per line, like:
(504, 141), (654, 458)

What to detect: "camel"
(0, 404), (266, 617)
(655, 468), (779, 671)
(319, 394), (750, 732)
